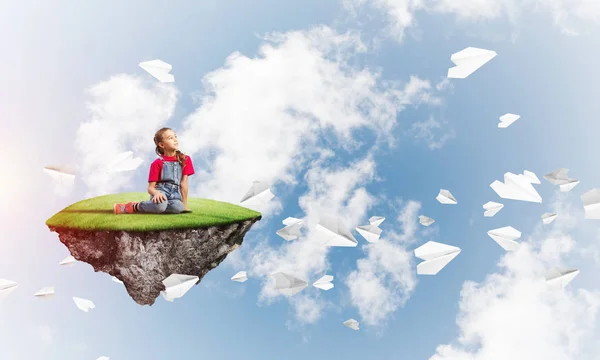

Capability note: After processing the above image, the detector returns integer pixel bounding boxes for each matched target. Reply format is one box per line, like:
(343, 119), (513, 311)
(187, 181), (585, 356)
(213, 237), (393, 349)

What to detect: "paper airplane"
(43, 165), (76, 186)
(436, 189), (457, 204)
(483, 201), (504, 217)
(315, 215), (358, 247)
(34, 287), (55, 299)
(343, 318), (360, 330)
(276, 217), (303, 241)
(355, 222), (383, 243)
(521, 170), (541, 184)
(419, 215), (435, 226)
(105, 151), (143, 173)
(59, 255), (76, 267)
(541, 213), (557, 224)
(544, 168), (573, 185)
(272, 272), (307, 296)
(0, 279), (17, 302)
(312, 275), (334, 291)
(231, 271), (248, 283)
(560, 180), (580, 192)
(160, 274), (199, 302)
(111, 276), (123, 284)
(414, 241), (461, 275)
(545, 268), (579, 290)
(490, 172), (542, 203)
(498, 113), (520, 128)
(447, 47), (497, 79)
(487, 226), (521, 251)
(581, 189), (600, 219)
(368, 216), (385, 227)
(239, 181), (274, 208)
(73, 297), (95, 312)
(139, 59), (174, 83)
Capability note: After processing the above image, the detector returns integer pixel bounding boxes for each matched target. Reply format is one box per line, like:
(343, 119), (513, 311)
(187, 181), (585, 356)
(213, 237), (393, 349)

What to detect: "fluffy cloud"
(408, 116), (456, 150)
(345, 200), (421, 326)
(429, 195), (600, 360)
(75, 75), (178, 197)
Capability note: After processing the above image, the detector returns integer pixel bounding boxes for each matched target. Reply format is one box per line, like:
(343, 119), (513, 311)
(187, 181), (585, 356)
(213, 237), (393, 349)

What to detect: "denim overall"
(138, 157), (185, 214)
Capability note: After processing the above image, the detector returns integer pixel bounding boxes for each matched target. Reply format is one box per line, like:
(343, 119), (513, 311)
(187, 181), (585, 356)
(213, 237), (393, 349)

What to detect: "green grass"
(45, 192), (262, 232)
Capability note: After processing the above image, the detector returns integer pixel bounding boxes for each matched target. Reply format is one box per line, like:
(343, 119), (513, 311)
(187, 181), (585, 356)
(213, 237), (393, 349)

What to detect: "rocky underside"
(48, 218), (260, 305)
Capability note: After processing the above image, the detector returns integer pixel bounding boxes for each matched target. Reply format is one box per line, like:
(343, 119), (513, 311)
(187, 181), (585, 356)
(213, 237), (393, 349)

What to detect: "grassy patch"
(46, 192), (261, 232)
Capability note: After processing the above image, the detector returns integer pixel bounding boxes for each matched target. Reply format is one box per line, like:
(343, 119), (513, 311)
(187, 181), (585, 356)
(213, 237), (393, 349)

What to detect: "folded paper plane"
(276, 217), (303, 241)
(59, 255), (76, 267)
(560, 180), (580, 192)
(414, 241), (461, 275)
(0, 279), (17, 302)
(231, 271), (248, 283)
(139, 59), (174, 83)
(344, 318), (360, 330)
(160, 274), (198, 302)
(43, 165), (76, 186)
(541, 213), (557, 224)
(545, 268), (579, 290)
(272, 272), (307, 296)
(34, 287), (55, 299)
(239, 181), (275, 208)
(419, 215), (435, 226)
(447, 47), (497, 79)
(581, 189), (600, 219)
(316, 215), (358, 247)
(73, 297), (95, 312)
(490, 172), (542, 203)
(487, 226), (521, 251)
(368, 216), (385, 227)
(483, 201), (504, 217)
(105, 151), (143, 173)
(312, 275), (334, 291)
(544, 168), (573, 185)
(498, 113), (520, 128)
(355, 222), (383, 243)
(436, 189), (457, 204)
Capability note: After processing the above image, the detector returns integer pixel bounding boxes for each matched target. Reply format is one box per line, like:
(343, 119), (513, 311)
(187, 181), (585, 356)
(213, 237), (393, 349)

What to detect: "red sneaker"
(114, 202), (136, 215)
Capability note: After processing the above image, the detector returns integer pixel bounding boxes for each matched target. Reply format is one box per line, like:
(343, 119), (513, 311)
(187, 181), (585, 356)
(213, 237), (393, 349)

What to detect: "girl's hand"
(152, 193), (167, 203)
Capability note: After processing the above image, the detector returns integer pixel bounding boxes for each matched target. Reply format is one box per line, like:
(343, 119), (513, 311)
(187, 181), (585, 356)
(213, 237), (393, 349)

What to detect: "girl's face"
(160, 130), (179, 152)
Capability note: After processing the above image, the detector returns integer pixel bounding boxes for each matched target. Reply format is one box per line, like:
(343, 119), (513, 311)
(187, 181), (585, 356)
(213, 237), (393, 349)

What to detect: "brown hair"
(153, 127), (187, 169)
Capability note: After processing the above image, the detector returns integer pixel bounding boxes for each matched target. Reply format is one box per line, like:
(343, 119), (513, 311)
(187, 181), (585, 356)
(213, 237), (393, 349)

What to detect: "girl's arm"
(181, 175), (189, 210)
(148, 182), (161, 197)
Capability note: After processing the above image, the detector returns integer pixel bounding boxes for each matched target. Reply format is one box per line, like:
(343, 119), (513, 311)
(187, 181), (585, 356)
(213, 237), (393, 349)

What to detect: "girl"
(114, 127), (195, 215)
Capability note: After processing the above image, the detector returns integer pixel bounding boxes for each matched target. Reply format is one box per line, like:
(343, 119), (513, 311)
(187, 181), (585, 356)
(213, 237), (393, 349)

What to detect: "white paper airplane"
(447, 47), (497, 79)
(343, 318), (360, 330)
(521, 170), (541, 184)
(43, 165), (76, 186)
(355, 222), (383, 243)
(315, 215), (358, 247)
(272, 272), (308, 296)
(276, 217), (303, 241)
(414, 241), (461, 275)
(73, 297), (95, 312)
(487, 226), (521, 251)
(436, 189), (457, 204)
(111, 276), (123, 284)
(105, 151), (143, 173)
(490, 172), (542, 203)
(581, 189), (600, 219)
(545, 268), (579, 290)
(139, 59), (174, 83)
(483, 201), (504, 217)
(419, 215), (435, 226)
(560, 180), (580, 192)
(239, 181), (275, 208)
(0, 279), (17, 302)
(34, 287), (55, 299)
(312, 275), (334, 291)
(368, 216), (385, 227)
(231, 271), (248, 283)
(498, 113), (520, 128)
(541, 213), (558, 224)
(59, 255), (76, 267)
(544, 168), (573, 185)
(160, 274), (199, 302)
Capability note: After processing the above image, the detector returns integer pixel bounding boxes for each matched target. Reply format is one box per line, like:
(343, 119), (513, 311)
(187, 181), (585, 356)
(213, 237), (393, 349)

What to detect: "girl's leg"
(138, 199), (168, 213)
(164, 199), (185, 214)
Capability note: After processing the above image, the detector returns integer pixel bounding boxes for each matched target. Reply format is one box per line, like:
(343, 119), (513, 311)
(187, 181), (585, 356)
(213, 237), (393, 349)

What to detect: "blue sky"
(2, 1), (600, 359)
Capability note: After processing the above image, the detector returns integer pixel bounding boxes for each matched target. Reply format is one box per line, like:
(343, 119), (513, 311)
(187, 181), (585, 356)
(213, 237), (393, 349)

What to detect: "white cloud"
(35, 325), (56, 345)
(345, 200), (420, 327)
(429, 195), (600, 360)
(408, 116), (456, 150)
(75, 75), (178, 197)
